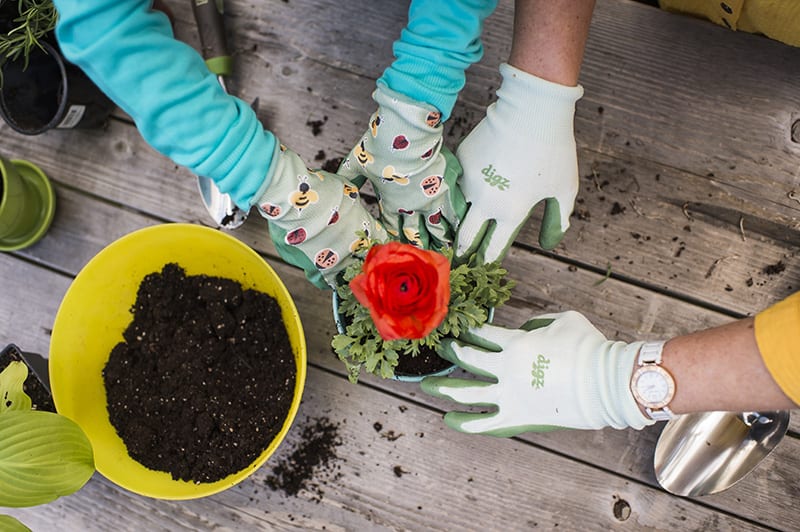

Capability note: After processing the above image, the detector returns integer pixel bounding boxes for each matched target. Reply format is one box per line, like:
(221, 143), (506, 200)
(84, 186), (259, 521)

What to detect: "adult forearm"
(509, 0), (596, 86)
(650, 318), (796, 414)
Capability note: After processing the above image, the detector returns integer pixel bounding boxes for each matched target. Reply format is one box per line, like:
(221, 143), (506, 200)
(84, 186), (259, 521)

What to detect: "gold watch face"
(632, 365), (675, 409)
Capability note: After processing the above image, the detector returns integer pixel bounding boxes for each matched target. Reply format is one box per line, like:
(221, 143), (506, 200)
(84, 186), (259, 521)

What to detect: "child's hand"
(339, 86), (466, 250)
(256, 146), (386, 289)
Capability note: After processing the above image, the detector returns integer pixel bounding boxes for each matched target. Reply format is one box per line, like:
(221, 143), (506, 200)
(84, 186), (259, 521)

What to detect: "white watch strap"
(637, 340), (674, 421)
(638, 340), (666, 365)
(646, 406), (674, 422)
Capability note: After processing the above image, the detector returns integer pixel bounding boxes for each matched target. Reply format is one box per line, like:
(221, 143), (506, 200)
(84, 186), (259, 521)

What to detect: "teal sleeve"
(377, 0), (498, 121)
(52, 0), (276, 210)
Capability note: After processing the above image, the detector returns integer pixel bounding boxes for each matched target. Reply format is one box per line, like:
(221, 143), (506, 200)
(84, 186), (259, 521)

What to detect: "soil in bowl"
(103, 263), (296, 484)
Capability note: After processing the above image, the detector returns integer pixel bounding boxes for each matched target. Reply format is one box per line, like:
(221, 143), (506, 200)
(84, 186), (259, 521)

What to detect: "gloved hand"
(420, 311), (654, 436)
(257, 146), (386, 289)
(454, 63), (584, 263)
(53, 0), (383, 290)
(339, 86), (465, 248)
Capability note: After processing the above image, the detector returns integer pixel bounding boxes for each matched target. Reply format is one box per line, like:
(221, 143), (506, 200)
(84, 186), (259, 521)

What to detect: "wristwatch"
(630, 341), (675, 421)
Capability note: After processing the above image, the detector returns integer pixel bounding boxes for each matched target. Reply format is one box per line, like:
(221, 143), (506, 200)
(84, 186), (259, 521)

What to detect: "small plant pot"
(332, 292), (464, 382)
(0, 155), (55, 251)
(0, 40), (115, 135)
(0, 344), (55, 412)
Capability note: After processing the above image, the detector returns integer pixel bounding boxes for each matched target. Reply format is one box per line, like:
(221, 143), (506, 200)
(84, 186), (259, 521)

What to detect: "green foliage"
(0, 361), (31, 413)
(332, 251), (515, 382)
(0, 1), (57, 67)
(0, 362), (94, 510)
(0, 514), (30, 532)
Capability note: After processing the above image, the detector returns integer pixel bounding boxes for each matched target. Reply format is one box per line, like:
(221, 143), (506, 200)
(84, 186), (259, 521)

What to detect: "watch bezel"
(631, 365), (675, 409)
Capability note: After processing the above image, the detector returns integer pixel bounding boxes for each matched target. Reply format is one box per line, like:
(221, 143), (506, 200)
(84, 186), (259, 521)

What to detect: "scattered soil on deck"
(104, 263), (296, 484)
(265, 416), (343, 501)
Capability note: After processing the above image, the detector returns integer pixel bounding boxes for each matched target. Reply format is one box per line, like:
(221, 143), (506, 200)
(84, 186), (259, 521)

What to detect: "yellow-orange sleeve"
(659, 1), (800, 47)
(754, 292), (800, 406)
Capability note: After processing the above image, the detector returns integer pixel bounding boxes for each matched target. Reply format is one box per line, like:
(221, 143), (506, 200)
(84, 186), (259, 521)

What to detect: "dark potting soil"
(265, 416), (343, 501)
(103, 263), (297, 484)
(395, 344), (453, 377)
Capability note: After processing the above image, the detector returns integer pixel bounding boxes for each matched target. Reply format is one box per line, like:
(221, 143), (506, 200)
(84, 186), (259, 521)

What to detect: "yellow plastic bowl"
(50, 223), (306, 499)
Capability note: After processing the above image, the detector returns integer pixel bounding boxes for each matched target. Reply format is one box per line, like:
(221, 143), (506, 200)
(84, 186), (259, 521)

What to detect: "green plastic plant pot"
(0, 157), (55, 251)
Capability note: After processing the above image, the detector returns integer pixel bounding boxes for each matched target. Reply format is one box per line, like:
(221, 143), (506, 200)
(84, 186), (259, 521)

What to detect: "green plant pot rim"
(0, 159), (56, 251)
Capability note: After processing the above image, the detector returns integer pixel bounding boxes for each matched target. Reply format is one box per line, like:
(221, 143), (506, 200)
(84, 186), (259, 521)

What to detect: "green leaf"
(0, 410), (94, 507)
(0, 515), (31, 532)
(0, 362), (32, 414)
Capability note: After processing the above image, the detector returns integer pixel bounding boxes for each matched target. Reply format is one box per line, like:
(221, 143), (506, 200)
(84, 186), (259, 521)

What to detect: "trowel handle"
(190, 0), (233, 77)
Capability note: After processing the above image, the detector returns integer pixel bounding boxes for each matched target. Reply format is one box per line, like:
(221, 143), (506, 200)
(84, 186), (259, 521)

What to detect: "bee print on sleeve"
(380, 165), (410, 186)
(370, 114), (382, 137)
(289, 175), (319, 212)
(355, 139), (374, 167)
(342, 183), (359, 201)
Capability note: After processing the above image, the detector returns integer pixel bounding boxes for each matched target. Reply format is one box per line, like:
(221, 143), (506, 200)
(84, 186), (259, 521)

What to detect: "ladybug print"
(392, 135), (410, 151)
(261, 203), (282, 217)
(285, 227), (307, 245)
(421, 139), (440, 160)
(398, 208), (415, 215)
(426, 111), (441, 127)
(420, 175), (443, 197)
(428, 209), (442, 225)
(328, 207), (340, 225)
(315, 248), (339, 269)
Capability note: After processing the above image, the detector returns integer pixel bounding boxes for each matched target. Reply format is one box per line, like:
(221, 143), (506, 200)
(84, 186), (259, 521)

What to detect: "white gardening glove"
(339, 85), (466, 249)
(420, 311), (654, 436)
(455, 63), (583, 263)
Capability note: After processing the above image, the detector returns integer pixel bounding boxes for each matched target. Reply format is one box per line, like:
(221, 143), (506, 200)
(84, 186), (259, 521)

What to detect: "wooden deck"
(2, 0), (799, 529)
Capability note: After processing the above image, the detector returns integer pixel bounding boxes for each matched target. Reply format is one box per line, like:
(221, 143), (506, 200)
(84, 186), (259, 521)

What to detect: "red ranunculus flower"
(349, 242), (450, 341)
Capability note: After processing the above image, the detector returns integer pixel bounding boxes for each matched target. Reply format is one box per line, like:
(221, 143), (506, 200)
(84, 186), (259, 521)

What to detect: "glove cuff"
(596, 340), (655, 430)
(491, 63), (584, 144)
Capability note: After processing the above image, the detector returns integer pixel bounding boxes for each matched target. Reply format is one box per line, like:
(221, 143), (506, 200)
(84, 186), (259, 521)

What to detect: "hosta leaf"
(0, 514), (31, 532)
(0, 362), (32, 414)
(0, 410), (94, 507)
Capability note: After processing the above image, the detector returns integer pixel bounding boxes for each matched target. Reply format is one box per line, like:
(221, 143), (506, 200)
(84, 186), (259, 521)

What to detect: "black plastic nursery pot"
(0, 40), (115, 135)
(0, 344), (54, 412)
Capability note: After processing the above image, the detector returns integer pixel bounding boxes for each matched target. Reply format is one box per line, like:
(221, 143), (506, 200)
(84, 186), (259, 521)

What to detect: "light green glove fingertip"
(519, 318), (555, 332)
(419, 375), (449, 398)
(539, 197), (567, 250)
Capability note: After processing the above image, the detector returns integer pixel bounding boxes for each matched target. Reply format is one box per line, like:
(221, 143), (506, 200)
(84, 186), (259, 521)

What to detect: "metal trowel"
(190, 0), (249, 229)
(654, 410), (790, 497)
